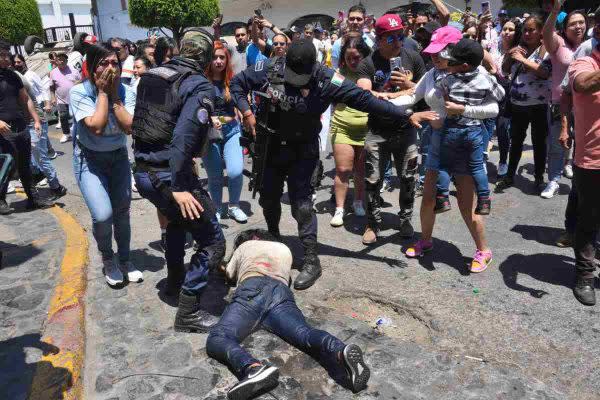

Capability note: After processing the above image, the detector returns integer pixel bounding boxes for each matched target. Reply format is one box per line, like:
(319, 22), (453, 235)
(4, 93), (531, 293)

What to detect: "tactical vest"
(258, 57), (321, 142)
(132, 64), (195, 152)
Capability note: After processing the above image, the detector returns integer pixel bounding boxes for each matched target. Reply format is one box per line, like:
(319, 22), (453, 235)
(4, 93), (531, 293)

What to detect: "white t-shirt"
(312, 38), (323, 63)
(121, 55), (135, 79)
(67, 51), (83, 73)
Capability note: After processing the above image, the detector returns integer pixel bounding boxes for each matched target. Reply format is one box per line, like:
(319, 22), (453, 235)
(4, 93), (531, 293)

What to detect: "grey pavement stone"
(29, 129), (595, 399)
(0, 208), (64, 399)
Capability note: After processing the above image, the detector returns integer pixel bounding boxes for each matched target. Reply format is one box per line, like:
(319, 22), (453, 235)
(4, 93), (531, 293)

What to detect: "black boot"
(174, 292), (219, 333)
(573, 275), (596, 306)
(294, 249), (322, 290)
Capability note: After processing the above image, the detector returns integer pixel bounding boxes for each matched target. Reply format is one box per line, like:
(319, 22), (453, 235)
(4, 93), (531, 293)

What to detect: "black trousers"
(573, 166), (600, 278)
(507, 104), (549, 181)
(0, 129), (34, 201)
(57, 103), (71, 137)
(259, 139), (319, 251)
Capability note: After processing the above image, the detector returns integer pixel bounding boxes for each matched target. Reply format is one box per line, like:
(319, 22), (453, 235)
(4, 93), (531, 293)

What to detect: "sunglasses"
(348, 17), (364, 22)
(386, 34), (404, 44)
(99, 60), (120, 68)
(273, 42), (287, 47)
(235, 33), (246, 37)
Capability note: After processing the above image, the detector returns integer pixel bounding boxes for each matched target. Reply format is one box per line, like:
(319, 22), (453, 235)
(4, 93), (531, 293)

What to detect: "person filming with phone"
(355, 14), (431, 245)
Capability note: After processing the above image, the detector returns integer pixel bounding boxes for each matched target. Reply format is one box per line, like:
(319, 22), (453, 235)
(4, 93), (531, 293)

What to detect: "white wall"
(37, 0), (92, 28)
(94, 0), (149, 42)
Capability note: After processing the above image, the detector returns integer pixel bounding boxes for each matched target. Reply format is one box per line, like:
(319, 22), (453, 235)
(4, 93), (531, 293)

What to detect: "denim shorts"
(439, 124), (485, 176)
(425, 128), (443, 171)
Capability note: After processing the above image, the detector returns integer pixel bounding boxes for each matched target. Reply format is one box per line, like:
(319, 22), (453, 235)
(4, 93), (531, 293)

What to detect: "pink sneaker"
(405, 240), (433, 258)
(470, 249), (492, 273)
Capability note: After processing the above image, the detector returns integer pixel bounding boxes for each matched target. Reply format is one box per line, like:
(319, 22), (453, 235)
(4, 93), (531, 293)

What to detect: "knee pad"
(259, 194), (280, 211)
(295, 200), (314, 225)
(203, 239), (226, 271)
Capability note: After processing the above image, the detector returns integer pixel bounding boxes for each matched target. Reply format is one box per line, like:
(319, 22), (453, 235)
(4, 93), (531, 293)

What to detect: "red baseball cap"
(375, 14), (404, 37)
(83, 35), (98, 44)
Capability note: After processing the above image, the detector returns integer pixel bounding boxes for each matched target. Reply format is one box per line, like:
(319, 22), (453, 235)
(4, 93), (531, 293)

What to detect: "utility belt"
(134, 159), (170, 173)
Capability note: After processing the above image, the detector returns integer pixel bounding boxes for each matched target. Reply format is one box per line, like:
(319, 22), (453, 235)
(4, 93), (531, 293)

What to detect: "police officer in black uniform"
(132, 29), (226, 333)
(230, 39), (413, 290)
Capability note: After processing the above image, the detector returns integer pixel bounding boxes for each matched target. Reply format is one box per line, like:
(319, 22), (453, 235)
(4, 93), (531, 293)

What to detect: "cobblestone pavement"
(38, 129), (600, 400)
(0, 200), (67, 400)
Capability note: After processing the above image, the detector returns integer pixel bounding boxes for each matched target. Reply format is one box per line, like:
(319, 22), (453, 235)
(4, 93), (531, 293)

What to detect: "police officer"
(230, 39), (415, 290)
(132, 29), (226, 333)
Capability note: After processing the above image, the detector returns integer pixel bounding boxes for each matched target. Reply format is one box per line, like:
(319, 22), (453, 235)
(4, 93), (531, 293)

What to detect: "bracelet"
(112, 102), (124, 110)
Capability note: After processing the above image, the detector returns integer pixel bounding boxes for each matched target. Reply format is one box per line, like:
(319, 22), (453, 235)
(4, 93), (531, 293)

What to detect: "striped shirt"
(437, 67), (505, 126)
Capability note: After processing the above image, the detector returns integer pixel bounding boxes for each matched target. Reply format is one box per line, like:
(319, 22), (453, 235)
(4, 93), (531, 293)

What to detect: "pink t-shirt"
(569, 50), (600, 170)
(50, 66), (80, 105)
(549, 34), (575, 104)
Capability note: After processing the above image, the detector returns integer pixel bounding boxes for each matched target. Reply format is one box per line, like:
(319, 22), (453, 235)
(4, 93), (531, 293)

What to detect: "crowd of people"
(1, 1), (599, 398)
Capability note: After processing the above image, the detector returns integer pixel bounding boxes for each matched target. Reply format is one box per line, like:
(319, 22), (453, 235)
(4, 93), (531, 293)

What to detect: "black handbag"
(502, 63), (523, 118)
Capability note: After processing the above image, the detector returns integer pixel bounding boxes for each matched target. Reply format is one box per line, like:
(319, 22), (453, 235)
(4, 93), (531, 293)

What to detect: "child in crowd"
(435, 39), (505, 215)
(206, 229), (370, 400)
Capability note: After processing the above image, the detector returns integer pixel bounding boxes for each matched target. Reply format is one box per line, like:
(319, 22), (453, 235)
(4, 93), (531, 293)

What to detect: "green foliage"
(129, 0), (219, 42)
(0, 0), (43, 44)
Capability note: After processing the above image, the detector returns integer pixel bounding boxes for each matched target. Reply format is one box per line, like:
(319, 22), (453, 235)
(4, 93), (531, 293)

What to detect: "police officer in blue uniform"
(132, 29), (226, 333)
(231, 39), (413, 290)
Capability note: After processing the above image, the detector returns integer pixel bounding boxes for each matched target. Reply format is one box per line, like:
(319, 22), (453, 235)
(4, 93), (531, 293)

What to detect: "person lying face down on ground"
(206, 228), (371, 400)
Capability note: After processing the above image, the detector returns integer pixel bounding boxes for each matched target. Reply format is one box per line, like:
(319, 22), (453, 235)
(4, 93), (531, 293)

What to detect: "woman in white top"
(391, 27), (500, 270)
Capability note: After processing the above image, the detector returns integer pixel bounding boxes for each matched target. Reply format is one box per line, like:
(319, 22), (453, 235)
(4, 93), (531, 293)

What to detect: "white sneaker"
(55, 122), (61, 129)
(215, 210), (222, 224)
(120, 261), (143, 283)
(59, 134), (71, 143)
(563, 164), (573, 179)
(37, 178), (48, 187)
(103, 258), (124, 287)
(228, 206), (248, 223)
(540, 181), (560, 199)
(131, 180), (138, 193)
(330, 208), (344, 227)
(6, 181), (16, 194)
(353, 201), (366, 217)
(497, 163), (508, 176)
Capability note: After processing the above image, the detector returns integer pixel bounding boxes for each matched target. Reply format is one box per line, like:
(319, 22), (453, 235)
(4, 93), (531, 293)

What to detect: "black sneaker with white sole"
(342, 344), (370, 393)
(227, 365), (279, 400)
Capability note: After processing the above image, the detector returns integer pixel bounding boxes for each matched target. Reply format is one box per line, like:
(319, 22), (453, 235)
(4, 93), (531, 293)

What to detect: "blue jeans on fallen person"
(436, 123), (489, 199)
(73, 142), (131, 262)
(29, 122), (60, 190)
(134, 170), (225, 296)
(206, 276), (346, 379)
(202, 121), (244, 209)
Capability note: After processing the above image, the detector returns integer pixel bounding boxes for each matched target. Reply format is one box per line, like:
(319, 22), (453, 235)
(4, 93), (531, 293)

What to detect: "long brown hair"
(205, 40), (233, 102)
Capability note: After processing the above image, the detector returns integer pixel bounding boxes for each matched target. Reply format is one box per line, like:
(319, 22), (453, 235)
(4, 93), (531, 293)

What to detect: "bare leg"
(420, 170), (438, 241)
(455, 176), (489, 251)
(333, 143), (355, 209)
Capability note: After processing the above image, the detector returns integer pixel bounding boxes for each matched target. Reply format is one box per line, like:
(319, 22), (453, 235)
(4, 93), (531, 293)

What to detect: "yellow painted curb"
(26, 201), (89, 400)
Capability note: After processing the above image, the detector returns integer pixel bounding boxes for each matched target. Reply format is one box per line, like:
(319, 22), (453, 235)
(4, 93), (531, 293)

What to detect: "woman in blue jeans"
(203, 41), (247, 223)
(70, 43), (142, 287)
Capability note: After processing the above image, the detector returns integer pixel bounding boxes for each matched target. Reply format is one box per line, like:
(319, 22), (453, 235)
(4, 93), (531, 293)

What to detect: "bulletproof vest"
(132, 64), (195, 151)
(258, 57), (321, 142)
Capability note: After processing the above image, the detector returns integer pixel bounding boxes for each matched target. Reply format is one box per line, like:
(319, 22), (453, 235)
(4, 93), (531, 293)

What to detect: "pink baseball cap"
(375, 14), (404, 37)
(423, 26), (462, 54)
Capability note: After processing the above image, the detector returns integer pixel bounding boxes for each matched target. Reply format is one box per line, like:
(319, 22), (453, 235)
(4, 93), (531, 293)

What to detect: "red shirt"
(569, 49), (600, 170)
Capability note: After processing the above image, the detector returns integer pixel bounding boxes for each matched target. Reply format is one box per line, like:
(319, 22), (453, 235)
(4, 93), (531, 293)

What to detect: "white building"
(91, 0), (149, 42)
(37, 0), (92, 28)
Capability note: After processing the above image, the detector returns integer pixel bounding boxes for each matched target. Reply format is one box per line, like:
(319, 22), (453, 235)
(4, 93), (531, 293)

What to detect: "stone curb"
(16, 191), (90, 400)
